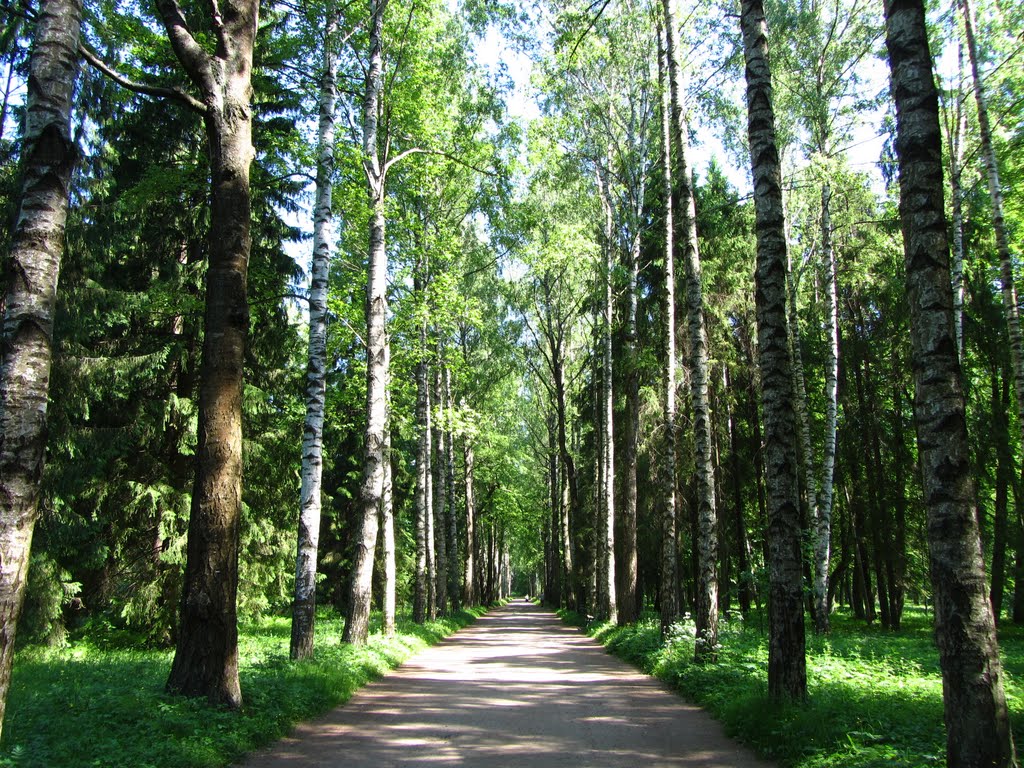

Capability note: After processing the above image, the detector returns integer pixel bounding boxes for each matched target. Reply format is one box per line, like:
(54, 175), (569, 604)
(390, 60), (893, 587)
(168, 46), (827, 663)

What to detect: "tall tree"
(662, 0), (718, 660)
(740, 0), (807, 700)
(0, 0), (82, 737)
(960, 0), (1024, 481)
(657, 21), (679, 637)
(596, 157), (617, 625)
(291, 11), (339, 661)
(883, 0), (1017, 764)
(413, 249), (433, 623)
(343, 0), (388, 646)
(153, 0), (259, 707)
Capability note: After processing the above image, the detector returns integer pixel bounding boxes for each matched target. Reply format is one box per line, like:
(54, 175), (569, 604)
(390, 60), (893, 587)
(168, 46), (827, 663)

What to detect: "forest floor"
(240, 600), (770, 768)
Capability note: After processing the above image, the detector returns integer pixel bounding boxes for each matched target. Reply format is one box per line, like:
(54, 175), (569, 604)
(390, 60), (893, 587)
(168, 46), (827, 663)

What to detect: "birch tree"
(0, 0), (82, 737)
(740, 0), (807, 701)
(960, 0), (1024, 476)
(662, 0), (718, 660)
(343, 0), (388, 646)
(291, 11), (340, 661)
(884, 0), (1017, 763)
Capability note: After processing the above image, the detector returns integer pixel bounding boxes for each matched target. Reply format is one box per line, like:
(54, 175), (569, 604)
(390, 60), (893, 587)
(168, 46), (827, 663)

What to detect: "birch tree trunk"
(413, 242), (433, 623)
(961, 0), (1024, 478)
(597, 160), (617, 625)
(381, 419), (396, 636)
(884, 0), (1017, 763)
(413, 301), (432, 623)
(444, 367), (460, 611)
(657, 23), (679, 637)
(785, 239), (816, 530)
(0, 0), (81, 737)
(663, 0), (717, 660)
(618, 228), (640, 625)
(813, 182), (839, 635)
(160, 0), (259, 707)
(462, 433), (477, 607)
(740, 0), (807, 701)
(343, 0), (388, 646)
(946, 43), (968, 362)
(547, 411), (563, 606)
(433, 365), (448, 616)
(291, 15), (338, 661)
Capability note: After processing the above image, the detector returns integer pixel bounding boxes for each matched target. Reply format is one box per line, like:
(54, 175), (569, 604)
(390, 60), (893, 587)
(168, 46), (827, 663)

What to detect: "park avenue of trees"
(0, 0), (1022, 765)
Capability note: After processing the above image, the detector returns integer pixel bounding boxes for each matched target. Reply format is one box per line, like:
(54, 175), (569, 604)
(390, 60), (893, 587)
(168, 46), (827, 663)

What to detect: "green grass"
(0, 607), (486, 768)
(561, 607), (1024, 768)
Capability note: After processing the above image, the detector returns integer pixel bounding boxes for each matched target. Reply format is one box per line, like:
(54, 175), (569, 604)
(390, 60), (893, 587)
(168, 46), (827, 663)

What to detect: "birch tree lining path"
(241, 602), (771, 768)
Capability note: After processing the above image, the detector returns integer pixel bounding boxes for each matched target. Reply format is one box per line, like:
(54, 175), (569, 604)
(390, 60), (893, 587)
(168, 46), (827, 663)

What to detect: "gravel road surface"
(240, 601), (772, 767)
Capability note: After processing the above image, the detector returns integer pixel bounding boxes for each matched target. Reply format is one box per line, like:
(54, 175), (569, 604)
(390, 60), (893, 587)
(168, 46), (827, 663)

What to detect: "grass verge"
(0, 607), (486, 768)
(559, 607), (1023, 767)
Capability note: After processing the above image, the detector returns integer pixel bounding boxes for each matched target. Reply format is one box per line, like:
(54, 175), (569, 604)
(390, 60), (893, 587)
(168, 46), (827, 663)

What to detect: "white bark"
(663, 0), (718, 659)
(658, 22), (679, 636)
(343, 0), (388, 646)
(381, 419), (396, 636)
(596, 158), (617, 625)
(813, 183), (839, 635)
(0, 0), (82, 738)
(291, 14), (338, 660)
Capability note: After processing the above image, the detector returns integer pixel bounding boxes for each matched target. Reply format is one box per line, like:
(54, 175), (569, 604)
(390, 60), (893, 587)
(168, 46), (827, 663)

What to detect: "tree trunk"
(596, 159), (617, 625)
(0, 0), (81, 737)
(462, 435), (477, 607)
(945, 42), (968, 362)
(727, 367), (753, 618)
(162, 0), (258, 707)
(961, 0), (1024, 465)
(413, 330), (432, 623)
(618, 232), (640, 625)
(785, 224), (816, 544)
(991, 371), (1011, 622)
(884, 1), (1017, 763)
(444, 367), (460, 611)
(433, 365), (448, 617)
(547, 411), (563, 606)
(663, 0), (718, 660)
(291, 15), (338, 660)
(656, 24), (680, 636)
(381, 422), (396, 636)
(813, 182), (839, 634)
(343, 0), (387, 646)
(740, 0), (807, 701)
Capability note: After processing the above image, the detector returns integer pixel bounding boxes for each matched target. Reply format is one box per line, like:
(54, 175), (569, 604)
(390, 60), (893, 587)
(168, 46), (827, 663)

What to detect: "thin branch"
(80, 44), (207, 114)
(382, 146), (497, 181)
(568, 0), (613, 62)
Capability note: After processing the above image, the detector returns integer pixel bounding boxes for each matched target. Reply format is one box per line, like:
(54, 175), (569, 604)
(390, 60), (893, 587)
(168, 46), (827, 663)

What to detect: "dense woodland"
(0, 0), (1022, 765)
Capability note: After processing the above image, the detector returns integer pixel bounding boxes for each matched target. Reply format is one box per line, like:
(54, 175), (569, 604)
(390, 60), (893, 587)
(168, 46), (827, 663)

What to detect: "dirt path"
(240, 601), (772, 767)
